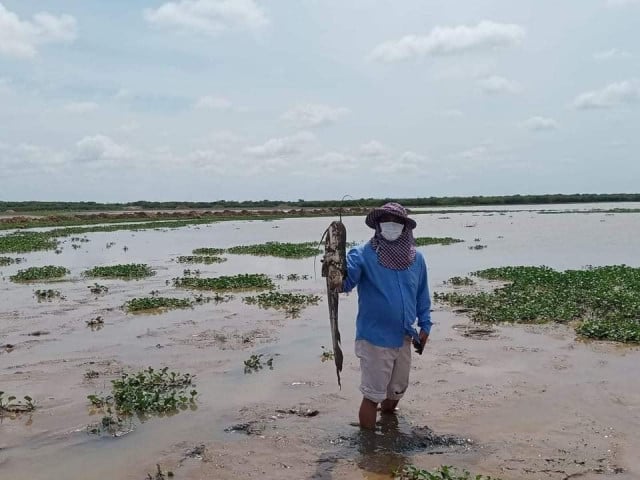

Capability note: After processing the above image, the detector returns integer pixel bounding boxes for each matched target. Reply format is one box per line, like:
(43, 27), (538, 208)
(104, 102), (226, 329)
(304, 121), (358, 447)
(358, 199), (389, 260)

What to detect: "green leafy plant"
(414, 237), (464, 247)
(446, 276), (475, 286)
(227, 242), (321, 259)
(173, 273), (274, 291)
(125, 297), (193, 313)
(10, 265), (69, 282)
(435, 266), (640, 343)
(85, 264), (155, 279)
(177, 255), (227, 264)
(192, 247), (225, 255)
(243, 291), (320, 316)
(394, 465), (500, 480)
(244, 354), (274, 373)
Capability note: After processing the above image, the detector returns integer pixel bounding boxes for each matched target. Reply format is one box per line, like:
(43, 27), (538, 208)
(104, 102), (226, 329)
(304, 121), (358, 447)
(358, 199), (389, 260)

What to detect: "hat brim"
(365, 209), (417, 230)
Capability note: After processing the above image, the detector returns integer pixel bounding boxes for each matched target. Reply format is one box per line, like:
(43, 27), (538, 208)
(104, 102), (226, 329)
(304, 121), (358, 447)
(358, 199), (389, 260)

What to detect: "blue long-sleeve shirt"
(342, 242), (432, 348)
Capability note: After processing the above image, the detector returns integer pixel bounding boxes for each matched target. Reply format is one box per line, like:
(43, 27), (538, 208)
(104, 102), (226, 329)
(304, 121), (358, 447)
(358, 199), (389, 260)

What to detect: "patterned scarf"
(369, 223), (416, 270)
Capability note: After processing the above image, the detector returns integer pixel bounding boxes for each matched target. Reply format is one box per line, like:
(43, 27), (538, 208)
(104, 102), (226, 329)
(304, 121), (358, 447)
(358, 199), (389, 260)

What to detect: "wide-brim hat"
(365, 202), (417, 230)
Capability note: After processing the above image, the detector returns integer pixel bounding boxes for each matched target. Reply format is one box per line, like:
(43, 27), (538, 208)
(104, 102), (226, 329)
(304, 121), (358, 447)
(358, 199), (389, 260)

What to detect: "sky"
(0, 0), (639, 202)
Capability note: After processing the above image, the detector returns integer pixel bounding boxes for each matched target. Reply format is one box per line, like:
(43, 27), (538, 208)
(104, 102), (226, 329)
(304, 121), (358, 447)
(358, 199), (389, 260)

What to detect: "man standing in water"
(342, 202), (431, 429)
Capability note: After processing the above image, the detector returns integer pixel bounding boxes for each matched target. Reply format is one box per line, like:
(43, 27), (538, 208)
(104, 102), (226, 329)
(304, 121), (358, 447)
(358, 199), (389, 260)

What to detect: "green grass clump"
(414, 237), (464, 246)
(244, 291), (321, 316)
(173, 273), (274, 291)
(434, 265), (640, 343)
(227, 242), (321, 258)
(394, 465), (500, 480)
(192, 247), (225, 255)
(85, 264), (155, 279)
(125, 297), (193, 312)
(177, 255), (227, 264)
(10, 265), (69, 282)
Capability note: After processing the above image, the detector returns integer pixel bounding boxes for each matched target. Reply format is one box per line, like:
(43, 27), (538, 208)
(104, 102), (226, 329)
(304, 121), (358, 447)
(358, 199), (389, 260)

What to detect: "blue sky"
(1, 0), (639, 201)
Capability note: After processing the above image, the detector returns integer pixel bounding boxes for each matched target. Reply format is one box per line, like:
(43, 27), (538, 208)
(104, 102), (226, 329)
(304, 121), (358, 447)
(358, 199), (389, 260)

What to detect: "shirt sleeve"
(342, 247), (363, 293)
(416, 256), (432, 333)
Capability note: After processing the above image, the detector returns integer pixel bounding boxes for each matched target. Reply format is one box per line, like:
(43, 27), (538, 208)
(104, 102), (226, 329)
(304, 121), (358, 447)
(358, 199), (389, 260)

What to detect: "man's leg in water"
(359, 397), (378, 429)
(380, 398), (399, 414)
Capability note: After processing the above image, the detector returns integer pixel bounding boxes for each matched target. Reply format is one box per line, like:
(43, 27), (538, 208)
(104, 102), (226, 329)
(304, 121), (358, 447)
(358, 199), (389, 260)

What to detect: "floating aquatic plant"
(177, 255), (227, 264)
(125, 297), (193, 313)
(88, 283), (109, 294)
(414, 237), (464, 247)
(34, 289), (65, 301)
(243, 291), (320, 316)
(0, 256), (25, 266)
(394, 465), (500, 480)
(10, 265), (69, 282)
(244, 354), (274, 373)
(192, 247), (225, 255)
(173, 273), (274, 291)
(435, 266), (640, 343)
(85, 264), (155, 279)
(227, 242), (321, 259)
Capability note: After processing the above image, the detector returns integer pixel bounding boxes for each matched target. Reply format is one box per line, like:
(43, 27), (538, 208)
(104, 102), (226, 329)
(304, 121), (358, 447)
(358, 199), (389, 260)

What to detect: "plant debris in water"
(146, 464), (174, 479)
(446, 276), (475, 286)
(177, 255), (226, 264)
(0, 256), (25, 266)
(414, 237), (464, 246)
(34, 289), (65, 301)
(394, 465), (500, 480)
(275, 273), (311, 281)
(0, 392), (35, 416)
(243, 291), (321, 316)
(10, 265), (69, 282)
(85, 263), (155, 279)
(125, 297), (193, 313)
(321, 346), (334, 362)
(227, 241), (321, 258)
(88, 283), (109, 294)
(86, 316), (105, 328)
(173, 273), (274, 291)
(434, 266), (640, 343)
(244, 354), (274, 373)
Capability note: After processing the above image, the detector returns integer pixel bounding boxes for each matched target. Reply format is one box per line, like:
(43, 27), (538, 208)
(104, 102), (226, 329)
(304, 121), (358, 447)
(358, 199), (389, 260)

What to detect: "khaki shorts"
(355, 338), (412, 403)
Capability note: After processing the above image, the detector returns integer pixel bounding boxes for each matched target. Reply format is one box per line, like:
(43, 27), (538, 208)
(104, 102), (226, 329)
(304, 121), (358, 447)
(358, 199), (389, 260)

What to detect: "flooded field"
(1, 205), (640, 480)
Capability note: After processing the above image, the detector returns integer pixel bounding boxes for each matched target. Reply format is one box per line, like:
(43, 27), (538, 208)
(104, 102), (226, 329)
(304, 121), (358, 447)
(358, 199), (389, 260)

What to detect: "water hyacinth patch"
(243, 291), (321, 316)
(125, 297), (193, 313)
(227, 242), (321, 258)
(434, 265), (640, 343)
(34, 289), (65, 301)
(192, 247), (225, 255)
(0, 256), (25, 266)
(177, 255), (227, 264)
(10, 265), (69, 282)
(394, 465), (501, 480)
(0, 231), (59, 254)
(85, 264), (155, 279)
(173, 273), (274, 291)
(414, 237), (464, 247)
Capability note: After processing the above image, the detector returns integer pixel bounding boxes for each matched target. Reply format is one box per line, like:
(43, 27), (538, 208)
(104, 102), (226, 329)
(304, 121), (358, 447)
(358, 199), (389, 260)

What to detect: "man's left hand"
(419, 330), (429, 349)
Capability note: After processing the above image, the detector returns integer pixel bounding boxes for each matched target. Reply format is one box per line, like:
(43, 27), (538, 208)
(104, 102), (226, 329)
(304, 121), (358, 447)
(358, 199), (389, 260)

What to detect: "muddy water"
(1, 205), (640, 480)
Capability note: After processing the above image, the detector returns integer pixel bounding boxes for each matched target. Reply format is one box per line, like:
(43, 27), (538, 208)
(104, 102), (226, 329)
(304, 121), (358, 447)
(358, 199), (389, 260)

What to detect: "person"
(342, 202), (432, 430)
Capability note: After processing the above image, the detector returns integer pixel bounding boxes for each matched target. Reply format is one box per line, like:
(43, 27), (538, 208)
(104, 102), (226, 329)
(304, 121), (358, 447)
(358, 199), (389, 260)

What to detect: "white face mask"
(379, 222), (404, 241)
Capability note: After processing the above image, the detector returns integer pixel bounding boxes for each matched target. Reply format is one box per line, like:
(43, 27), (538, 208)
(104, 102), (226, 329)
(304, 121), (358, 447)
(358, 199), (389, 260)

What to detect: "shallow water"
(1, 205), (639, 479)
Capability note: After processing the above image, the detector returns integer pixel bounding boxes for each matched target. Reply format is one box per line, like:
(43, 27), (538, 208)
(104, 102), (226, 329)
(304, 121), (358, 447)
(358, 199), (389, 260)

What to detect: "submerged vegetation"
(435, 265), (640, 343)
(414, 237), (464, 246)
(173, 273), (274, 291)
(227, 242), (321, 258)
(10, 265), (69, 282)
(244, 354), (274, 373)
(34, 289), (65, 301)
(85, 264), (155, 279)
(243, 291), (321, 316)
(394, 465), (500, 480)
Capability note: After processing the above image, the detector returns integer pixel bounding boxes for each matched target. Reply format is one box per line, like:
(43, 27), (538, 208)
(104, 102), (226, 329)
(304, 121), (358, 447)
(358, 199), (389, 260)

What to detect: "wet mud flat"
(1, 209), (640, 479)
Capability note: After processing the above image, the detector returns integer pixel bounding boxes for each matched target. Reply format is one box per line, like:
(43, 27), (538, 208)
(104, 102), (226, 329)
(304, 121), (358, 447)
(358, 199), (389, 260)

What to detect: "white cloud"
(368, 21), (525, 62)
(522, 116), (559, 131)
(244, 131), (315, 158)
(373, 151), (430, 174)
(0, 142), (67, 172)
(593, 48), (631, 60)
(74, 135), (133, 165)
(359, 140), (390, 158)
(281, 103), (350, 128)
(144, 0), (269, 36)
(195, 95), (232, 110)
(0, 3), (77, 59)
(64, 102), (99, 114)
(479, 75), (521, 94)
(573, 80), (640, 109)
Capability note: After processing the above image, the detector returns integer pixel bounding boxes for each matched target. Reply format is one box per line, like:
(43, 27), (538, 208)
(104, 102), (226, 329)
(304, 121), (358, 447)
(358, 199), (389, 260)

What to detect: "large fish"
(321, 220), (347, 388)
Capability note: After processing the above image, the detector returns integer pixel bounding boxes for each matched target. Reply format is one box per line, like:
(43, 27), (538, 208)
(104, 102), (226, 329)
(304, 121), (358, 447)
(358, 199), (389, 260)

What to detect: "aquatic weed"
(125, 297), (193, 313)
(34, 289), (65, 301)
(10, 265), (69, 282)
(243, 291), (321, 316)
(394, 465), (500, 480)
(85, 264), (155, 279)
(177, 255), (227, 264)
(173, 273), (274, 291)
(414, 237), (464, 247)
(227, 242), (321, 258)
(192, 247), (225, 255)
(244, 354), (274, 373)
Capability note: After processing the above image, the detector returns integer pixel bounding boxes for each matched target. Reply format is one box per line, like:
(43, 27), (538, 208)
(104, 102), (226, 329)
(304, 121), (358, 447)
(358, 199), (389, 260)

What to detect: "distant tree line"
(1, 193), (640, 213)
